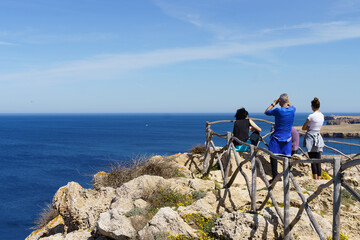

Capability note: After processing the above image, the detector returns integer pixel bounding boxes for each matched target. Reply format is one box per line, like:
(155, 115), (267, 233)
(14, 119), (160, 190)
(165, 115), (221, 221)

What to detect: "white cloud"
(0, 40), (14, 45)
(2, 20), (360, 84)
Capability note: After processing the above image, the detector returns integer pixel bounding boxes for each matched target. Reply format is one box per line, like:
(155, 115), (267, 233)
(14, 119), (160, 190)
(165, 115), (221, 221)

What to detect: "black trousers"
(270, 156), (278, 179)
(309, 152), (322, 176)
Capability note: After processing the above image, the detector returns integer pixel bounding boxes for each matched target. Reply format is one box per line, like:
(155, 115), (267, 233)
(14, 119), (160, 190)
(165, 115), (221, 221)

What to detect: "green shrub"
(125, 207), (146, 217)
(145, 187), (193, 218)
(192, 191), (207, 201)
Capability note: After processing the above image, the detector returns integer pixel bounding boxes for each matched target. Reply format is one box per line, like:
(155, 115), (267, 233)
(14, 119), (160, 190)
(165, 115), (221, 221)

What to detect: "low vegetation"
(167, 213), (221, 240)
(99, 155), (184, 189)
(31, 203), (59, 230)
(190, 145), (206, 155)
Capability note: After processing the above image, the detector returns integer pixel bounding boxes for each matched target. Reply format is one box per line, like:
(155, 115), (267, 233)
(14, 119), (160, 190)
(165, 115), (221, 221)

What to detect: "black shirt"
(233, 119), (250, 146)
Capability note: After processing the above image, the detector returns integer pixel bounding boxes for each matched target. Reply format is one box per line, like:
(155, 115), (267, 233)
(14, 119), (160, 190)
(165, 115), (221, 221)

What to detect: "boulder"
(39, 230), (93, 240)
(113, 175), (167, 202)
(137, 207), (197, 239)
(178, 191), (218, 217)
(212, 210), (281, 240)
(52, 182), (115, 231)
(96, 209), (136, 240)
(261, 207), (332, 239)
(217, 187), (251, 212)
(26, 215), (65, 240)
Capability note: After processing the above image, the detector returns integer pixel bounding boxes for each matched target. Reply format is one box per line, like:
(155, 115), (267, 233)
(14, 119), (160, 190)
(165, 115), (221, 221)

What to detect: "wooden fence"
(202, 119), (360, 240)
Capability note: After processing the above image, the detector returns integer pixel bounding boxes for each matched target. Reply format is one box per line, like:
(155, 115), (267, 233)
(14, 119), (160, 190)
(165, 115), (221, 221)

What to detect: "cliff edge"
(26, 151), (360, 240)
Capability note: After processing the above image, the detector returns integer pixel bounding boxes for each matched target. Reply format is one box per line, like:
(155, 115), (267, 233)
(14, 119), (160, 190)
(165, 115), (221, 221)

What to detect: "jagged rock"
(133, 199), (148, 209)
(26, 215), (65, 240)
(187, 178), (215, 192)
(178, 191), (218, 217)
(137, 207), (197, 240)
(212, 210), (281, 240)
(93, 172), (110, 191)
(113, 175), (167, 202)
(52, 182), (115, 231)
(261, 207), (332, 239)
(217, 187), (251, 212)
(96, 209), (136, 240)
(39, 230), (93, 240)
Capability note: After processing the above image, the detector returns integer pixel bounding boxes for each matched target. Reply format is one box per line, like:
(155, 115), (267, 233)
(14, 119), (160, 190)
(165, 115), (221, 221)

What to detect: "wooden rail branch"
(288, 178), (334, 231)
(324, 145), (352, 160)
(204, 118), (360, 240)
(227, 143), (252, 197)
(290, 158), (335, 165)
(342, 182), (360, 202)
(325, 140), (360, 147)
(283, 157), (291, 240)
(250, 145), (257, 212)
(255, 158), (285, 222)
(333, 158), (341, 240)
(289, 173), (327, 240)
(207, 118), (274, 126)
(210, 141), (225, 180)
(341, 158), (360, 171)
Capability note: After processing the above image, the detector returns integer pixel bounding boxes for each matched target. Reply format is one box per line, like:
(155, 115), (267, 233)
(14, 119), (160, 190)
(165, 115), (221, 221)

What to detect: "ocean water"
(0, 113), (359, 240)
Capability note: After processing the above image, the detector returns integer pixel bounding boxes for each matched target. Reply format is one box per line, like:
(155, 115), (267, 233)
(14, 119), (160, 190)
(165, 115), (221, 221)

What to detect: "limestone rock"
(212, 210), (281, 240)
(113, 175), (167, 202)
(39, 230), (93, 240)
(96, 209), (136, 240)
(93, 172), (110, 191)
(134, 199), (148, 209)
(26, 215), (65, 240)
(178, 191), (218, 217)
(138, 207), (197, 239)
(52, 182), (115, 231)
(217, 187), (251, 212)
(261, 207), (332, 239)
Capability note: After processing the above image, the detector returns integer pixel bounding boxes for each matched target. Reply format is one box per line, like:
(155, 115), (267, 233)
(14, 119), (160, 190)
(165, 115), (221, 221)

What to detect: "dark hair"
(311, 97), (320, 109)
(235, 108), (248, 120)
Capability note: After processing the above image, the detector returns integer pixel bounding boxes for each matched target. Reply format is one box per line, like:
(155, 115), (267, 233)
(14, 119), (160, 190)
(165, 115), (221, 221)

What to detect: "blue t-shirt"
(266, 106), (296, 142)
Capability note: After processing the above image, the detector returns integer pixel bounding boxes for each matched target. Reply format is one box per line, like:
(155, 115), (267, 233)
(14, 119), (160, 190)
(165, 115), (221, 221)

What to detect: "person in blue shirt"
(264, 93), (296, 183)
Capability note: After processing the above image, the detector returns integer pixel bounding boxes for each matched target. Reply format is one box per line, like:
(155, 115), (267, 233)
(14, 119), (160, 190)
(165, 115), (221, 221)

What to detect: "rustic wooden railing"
(203, 119), (360, 240)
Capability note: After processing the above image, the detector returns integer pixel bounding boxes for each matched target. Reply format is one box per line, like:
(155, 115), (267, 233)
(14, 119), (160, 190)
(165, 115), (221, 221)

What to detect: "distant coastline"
(294, 115), (360, 138)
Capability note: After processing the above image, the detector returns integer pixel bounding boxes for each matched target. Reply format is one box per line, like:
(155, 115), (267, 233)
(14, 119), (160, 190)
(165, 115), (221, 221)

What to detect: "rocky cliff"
(26, 152), (360, 240)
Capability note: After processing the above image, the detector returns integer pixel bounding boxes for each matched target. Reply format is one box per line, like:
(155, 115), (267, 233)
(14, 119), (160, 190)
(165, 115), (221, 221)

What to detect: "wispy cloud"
(2, 20), (360, 83)
(329, 0), (360, 15)
(0, 40), (14, 45)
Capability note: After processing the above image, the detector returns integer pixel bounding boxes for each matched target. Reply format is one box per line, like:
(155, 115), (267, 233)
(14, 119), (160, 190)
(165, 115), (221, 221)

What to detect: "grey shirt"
(303, 129), (324, 153)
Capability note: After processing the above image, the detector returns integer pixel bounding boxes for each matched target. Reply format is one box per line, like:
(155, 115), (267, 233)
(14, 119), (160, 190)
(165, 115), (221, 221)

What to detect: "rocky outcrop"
(52, 182), (115, 231)
(213, 207), (332, 240)
(138, 207), (197, 239)
(27, 152), (360, 240)
(325, 115), (360, 125)
(96, 210), (136, 240)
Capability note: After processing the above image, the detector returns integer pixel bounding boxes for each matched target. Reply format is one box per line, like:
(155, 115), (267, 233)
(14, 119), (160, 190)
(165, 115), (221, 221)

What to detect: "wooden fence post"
(250, 145), (257, 212)
(203, 122), (211, 175)
(284, 157), (291, 240)
(333, 157), (341, 240)
(223, 132), (232, 187)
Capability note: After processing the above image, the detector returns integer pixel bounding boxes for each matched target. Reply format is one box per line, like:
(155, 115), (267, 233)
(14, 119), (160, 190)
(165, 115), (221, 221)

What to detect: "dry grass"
(31, 203), (59, 230)
(98, 155), (183, 189)
(190, 145), (206, 155)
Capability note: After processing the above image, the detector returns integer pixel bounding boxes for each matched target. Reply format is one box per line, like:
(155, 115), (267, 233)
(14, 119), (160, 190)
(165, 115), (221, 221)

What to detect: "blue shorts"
(232, 139), (251, 152)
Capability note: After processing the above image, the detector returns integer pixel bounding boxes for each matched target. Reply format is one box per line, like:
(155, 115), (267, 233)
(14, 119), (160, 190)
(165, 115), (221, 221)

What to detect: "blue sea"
(1, 113), (359, 240)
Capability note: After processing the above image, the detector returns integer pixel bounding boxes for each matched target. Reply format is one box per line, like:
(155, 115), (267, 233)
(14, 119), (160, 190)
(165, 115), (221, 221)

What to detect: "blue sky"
(1, 0), (360, 113)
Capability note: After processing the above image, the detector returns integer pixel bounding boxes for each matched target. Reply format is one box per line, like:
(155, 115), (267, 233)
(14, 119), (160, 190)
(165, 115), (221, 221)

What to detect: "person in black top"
(233, 108), (262, 152)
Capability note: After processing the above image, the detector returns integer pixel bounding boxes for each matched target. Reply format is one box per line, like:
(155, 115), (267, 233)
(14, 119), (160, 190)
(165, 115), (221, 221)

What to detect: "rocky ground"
(26, 151), (360, 240)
